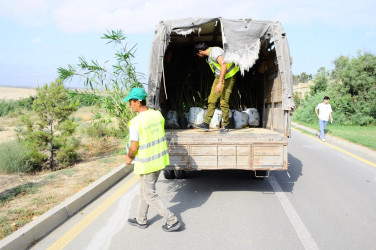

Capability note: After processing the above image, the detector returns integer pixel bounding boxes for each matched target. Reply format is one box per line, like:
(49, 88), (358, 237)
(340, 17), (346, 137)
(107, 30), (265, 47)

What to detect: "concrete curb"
(292, 122), (376, 159)
(0, 163), (133, 250)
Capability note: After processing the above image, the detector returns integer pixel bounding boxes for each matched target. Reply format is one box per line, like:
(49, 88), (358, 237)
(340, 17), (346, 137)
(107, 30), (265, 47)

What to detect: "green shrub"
(293, 92), (302, 109)
(55, 137), (80, 167)
(86, 120), (110, 138)
(292, 91), (327, 124)
(0, 97), (35, 117)
(0, 125), (5, 131)
(14, 126), (24, 133)
(0, 140), (34, 173)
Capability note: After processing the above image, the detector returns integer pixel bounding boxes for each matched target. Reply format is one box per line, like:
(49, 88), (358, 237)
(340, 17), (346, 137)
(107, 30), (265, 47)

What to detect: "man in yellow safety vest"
(124, 88), (181, 232)
(193, 42), (239, 133)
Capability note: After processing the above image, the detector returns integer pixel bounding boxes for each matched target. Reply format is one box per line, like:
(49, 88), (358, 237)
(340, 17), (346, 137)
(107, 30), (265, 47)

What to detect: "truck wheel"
(174, 170), (186, 179)
(163, 170), (175, 179)
(253, 170), (268, 180)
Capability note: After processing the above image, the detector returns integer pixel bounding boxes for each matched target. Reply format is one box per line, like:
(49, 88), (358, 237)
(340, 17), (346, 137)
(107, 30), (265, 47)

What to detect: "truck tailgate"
(165, 128), (288, 171)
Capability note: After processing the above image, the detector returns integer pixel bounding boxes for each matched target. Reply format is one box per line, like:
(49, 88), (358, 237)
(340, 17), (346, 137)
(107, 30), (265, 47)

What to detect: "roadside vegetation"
(292, 51), (376, 149)
(293, 121), (376, 150)
(0, 30), (143, 239)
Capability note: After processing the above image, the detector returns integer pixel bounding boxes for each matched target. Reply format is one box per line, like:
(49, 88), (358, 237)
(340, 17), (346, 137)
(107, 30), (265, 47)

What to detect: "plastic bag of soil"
(188, 107), (206, 126)
(227, 110), (235, 129)
(233, 110), (249, 129)
(243, 108), (260, 127)
(178, 113), (189, 129)
(210, 109), (222, 129)
(166, 110), (180, 129)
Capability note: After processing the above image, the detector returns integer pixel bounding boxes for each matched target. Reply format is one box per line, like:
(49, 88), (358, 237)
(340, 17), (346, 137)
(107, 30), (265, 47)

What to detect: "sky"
(0, 0), (375, 88)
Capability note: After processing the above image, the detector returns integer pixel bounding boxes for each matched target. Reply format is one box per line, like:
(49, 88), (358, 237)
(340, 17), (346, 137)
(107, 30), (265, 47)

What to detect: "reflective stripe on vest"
(135, 149), (168, 163)
(138, 136), (166, 150)
(207, 47), (239, 79)
(129, 110), (170, 175)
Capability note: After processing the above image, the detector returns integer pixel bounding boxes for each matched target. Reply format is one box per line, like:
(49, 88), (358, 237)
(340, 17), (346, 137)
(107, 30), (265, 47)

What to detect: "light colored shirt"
(210, 47), (224, 62)
(129, 124), (140, 142)
(316, 103), (332, 121)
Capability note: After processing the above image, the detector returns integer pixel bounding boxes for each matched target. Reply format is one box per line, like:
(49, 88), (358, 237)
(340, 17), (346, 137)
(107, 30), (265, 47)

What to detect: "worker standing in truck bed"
(192, 42), (239, 134)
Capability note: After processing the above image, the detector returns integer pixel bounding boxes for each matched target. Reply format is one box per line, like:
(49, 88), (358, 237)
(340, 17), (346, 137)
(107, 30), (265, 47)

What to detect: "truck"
(147, 18), (295, 179)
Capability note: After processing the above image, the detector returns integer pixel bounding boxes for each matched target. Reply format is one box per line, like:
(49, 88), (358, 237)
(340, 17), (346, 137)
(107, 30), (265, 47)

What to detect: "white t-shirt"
(210, 47), (224, 62)
(316, 103), (332, 121)
(129, 124), (140, 142)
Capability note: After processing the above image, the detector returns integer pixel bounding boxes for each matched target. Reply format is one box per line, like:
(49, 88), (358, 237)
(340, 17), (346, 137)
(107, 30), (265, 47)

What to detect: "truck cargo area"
(147, 18), (294, 175)
(159, 19), (290, 135)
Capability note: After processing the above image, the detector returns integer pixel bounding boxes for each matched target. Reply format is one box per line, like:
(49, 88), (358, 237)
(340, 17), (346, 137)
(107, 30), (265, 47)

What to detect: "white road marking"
(269, 176), (319, 250)
(85, 183), (139, 250)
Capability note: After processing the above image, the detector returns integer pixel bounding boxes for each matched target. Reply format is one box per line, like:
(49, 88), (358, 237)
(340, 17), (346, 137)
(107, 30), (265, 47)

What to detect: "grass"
(292, 120), (376, 150)
(61, 168), (77, 177)
(0, 183), (39, 205)
(0, 140), (33, 173)
(99, 157), (116, 164)
(1, 208), (42, 239)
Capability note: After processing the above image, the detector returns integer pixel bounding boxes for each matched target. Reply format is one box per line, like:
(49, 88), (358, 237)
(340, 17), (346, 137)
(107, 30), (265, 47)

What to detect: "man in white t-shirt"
(315, 96), (333, 142)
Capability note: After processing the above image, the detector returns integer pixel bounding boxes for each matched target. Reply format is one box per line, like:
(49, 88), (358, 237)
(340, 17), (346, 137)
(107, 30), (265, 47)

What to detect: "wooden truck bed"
(165, 128), (288, 171)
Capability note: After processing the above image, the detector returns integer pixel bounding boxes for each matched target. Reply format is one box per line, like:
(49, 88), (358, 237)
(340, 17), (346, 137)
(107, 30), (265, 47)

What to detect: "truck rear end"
(147, 18), (295, 178)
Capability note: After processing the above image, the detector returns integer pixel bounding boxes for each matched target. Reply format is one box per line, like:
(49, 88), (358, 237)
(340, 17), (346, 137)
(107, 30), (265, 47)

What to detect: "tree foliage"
(293, 72), (313, 84)
(310, 67), (329, 94)
(19, 80), (80, 170)
(293, 51), (376, 126)
(57, 30), (144, 129)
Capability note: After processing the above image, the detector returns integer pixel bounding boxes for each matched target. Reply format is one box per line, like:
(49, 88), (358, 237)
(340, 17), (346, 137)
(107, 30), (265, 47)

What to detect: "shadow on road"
(144, 152), (303, 230)
(271, 153), (303, 193)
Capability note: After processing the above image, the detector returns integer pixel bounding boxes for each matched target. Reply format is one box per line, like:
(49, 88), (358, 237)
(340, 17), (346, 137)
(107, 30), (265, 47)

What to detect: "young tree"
(20, 79), (80, 170)
(57, 30), (144, 129)
(310, 67), (329, 94)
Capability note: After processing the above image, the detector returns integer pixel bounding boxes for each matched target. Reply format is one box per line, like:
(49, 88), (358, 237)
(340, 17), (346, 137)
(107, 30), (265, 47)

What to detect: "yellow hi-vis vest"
(129, 109), (170, 175)
(207, 47), (239, 79)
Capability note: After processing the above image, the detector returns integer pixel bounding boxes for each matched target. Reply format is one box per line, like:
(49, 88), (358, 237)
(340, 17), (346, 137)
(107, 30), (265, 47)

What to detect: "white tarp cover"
(147, 17), (294, 111)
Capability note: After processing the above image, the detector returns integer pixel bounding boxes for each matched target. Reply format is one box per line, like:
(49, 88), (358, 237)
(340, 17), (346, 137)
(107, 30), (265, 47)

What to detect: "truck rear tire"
(163, 170), (175, 179)
(174, 170), (186, 179)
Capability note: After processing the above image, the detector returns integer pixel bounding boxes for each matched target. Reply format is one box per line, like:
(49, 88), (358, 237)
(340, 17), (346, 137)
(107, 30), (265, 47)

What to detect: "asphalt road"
(32, 130), (376, 250)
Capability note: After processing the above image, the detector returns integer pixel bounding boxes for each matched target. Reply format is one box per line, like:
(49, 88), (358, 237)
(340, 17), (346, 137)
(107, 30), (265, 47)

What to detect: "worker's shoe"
(321, 138), (326, 142)
(220, 126), (230, 134)
(192, 123), (209, 131)
(128, 218), (148, 229)
(162, 221), (181, 232)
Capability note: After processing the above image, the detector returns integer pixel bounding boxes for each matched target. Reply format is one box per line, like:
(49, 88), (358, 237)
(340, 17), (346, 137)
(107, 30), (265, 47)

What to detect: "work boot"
(192, 123), (209, 131)
(162, 221), (181, 232)
(128, 218), (148, 229)
(220, 125), (230, 134)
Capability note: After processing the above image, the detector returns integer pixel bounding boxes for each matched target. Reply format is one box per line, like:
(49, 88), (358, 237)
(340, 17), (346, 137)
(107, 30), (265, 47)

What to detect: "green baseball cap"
(123, 88), (147, 102)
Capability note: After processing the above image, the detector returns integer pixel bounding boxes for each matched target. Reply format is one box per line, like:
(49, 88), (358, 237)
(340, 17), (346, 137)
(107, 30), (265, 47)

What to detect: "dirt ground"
(0, 87), (36, 100)
(0, 95), (126, 240)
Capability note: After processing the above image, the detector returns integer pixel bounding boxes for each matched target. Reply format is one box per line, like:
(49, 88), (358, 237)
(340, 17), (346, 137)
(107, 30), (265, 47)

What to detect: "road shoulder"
(292, 122), (376, 165)
(0, 164), (133, 250)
